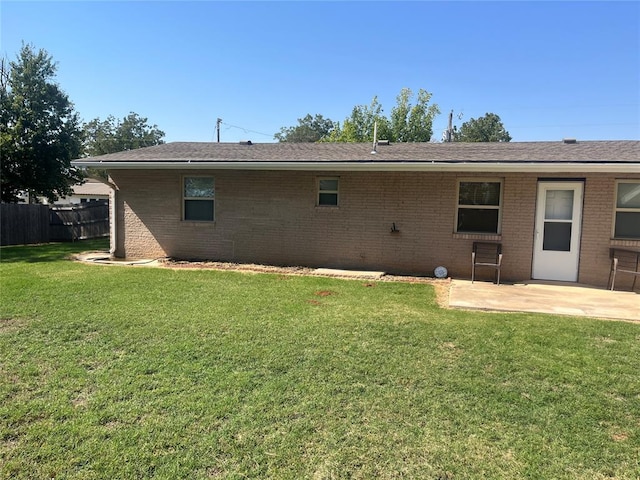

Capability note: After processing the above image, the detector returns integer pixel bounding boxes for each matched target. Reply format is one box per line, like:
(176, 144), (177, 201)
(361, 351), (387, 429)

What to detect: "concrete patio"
(449, 279), (639, 322)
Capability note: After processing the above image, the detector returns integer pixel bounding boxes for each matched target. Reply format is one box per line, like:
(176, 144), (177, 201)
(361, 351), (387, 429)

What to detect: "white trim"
(317, 176), (339, 207)
(455, 178), (503, 234)
(72, 160), (640, 174)
(110, 187), (117, 256)
(612, 179), (640, 239)
(182, 175), (215, 222)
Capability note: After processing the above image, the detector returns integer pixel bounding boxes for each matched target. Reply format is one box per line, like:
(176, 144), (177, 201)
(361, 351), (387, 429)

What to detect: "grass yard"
(1, 240), (638, 479)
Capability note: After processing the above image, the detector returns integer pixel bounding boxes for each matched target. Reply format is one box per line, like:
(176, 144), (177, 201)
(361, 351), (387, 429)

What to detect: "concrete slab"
(313, 268), (385, 279)
(74, 253), (160, 267)
(449, 279), (640, 322)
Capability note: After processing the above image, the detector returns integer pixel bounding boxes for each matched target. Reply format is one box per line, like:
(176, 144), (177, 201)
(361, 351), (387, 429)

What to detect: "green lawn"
(1, 240), (638, 479)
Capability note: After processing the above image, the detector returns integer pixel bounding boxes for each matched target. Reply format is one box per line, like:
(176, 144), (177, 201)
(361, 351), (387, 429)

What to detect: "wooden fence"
(1, 204), (50, 246)
(49, 201), (109, 242)
(1, 201), (109, 246)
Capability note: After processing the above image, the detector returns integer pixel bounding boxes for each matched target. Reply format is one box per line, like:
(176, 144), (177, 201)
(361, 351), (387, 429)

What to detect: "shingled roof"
(72, 140), (639, 172)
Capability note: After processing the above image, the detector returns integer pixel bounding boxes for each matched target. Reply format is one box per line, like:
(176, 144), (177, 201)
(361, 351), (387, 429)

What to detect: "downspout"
(108, 178), (118, 257)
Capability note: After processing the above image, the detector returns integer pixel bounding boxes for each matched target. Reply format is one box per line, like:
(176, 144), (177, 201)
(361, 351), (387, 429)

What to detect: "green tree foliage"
(0, 44), (84, 203)
(84, 112), (165, 156)
(454, 112), (512, 142)
(274, 114), (335, 142)
(324, 96), (389, 142)
(390, 88), (440, 142)
(323, 88), (439, 143)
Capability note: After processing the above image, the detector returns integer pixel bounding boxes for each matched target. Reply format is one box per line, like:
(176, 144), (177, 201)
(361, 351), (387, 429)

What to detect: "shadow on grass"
(0, 238), (109, 263)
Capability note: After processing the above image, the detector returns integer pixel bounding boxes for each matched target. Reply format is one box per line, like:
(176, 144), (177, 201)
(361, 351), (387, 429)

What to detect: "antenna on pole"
(446, 110), (453, 142)
(371, 121), (378, 154)
(216, 118), (222, 143)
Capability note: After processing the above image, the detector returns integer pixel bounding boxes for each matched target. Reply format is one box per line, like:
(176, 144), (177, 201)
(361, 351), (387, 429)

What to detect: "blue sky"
(2, 1), (639, 143)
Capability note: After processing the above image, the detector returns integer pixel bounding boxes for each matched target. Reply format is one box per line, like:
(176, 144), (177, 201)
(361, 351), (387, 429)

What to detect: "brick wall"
(108, 169), (640, 287)
(579, 175), (613, 286)
(578, 174), (640, 289)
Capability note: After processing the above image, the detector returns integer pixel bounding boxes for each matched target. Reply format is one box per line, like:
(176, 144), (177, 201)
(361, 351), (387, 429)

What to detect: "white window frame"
(612, 180), (640, 239)
(455, 178), (503, 234)
(183, 176), (215, 222)
(317, 177), (339, 207)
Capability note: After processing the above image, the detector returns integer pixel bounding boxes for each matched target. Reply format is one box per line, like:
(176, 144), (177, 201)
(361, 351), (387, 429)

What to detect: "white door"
(532, 182), (583, 281)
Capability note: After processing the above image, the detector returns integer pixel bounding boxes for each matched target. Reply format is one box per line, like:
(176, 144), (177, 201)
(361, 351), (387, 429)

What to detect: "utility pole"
(216, 118), (222, 143)
(446, 110), (453, 142)
(371, 120), (378, 154)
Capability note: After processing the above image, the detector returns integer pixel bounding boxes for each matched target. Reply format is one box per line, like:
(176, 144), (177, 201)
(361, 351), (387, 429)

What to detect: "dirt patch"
(611, 432), (629, 442)
(314, 290), (335, 297)
(72, 391), (91, 409)
(0, 317), (27, 334)
(432, 282), (451, 308)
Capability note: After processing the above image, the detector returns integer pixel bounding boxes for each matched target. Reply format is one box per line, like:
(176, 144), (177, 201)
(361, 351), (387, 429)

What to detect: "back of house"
(73, 140), (640, 289)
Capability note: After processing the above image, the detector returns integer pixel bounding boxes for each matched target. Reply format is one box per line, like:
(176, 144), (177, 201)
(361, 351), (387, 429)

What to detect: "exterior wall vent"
(562, 138), (577, 144)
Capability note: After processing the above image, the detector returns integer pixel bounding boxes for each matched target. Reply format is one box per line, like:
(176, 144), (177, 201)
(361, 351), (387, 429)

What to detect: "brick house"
(73, 140), (640, 288)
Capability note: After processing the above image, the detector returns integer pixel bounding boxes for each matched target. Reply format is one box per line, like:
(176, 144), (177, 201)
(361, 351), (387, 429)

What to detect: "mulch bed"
(161, 258), (441, 284)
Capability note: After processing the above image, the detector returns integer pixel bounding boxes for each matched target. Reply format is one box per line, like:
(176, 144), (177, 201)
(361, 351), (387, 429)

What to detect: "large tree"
(454, 112), (512, 142)
(324, 96), (389, 143)
(84, 112), (165, 156)
(323, 88), (439, 143)
(274, 114), (335, 142)
(1, 44), (84, 203)
(390, 88), (440, 142)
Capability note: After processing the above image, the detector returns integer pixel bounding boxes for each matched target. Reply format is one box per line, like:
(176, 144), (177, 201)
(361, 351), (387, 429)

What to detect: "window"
(318, 177), (339, 206)
(613, 180), (640, 239)
(183, 176), (214, 221)
(456, 180), (502, 234)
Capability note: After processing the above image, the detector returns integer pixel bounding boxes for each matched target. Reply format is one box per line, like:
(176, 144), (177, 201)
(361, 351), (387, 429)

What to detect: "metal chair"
(472, 242), (503, 285)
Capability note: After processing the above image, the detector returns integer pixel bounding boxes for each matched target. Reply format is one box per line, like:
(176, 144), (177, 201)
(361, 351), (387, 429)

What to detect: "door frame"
(532, 180), (584, 282)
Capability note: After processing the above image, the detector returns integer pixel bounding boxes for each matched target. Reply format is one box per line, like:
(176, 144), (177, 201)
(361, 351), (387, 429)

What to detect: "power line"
(508, 122), (639, 129)
(220, 121), (273, 138)
(435, 121), (638, 131)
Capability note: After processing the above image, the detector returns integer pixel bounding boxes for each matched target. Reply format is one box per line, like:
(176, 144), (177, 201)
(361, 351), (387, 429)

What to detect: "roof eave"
(71, 160), (640, 173)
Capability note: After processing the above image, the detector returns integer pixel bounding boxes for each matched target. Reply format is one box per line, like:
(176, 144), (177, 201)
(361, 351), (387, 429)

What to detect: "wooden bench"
(609, 248), (640, 291)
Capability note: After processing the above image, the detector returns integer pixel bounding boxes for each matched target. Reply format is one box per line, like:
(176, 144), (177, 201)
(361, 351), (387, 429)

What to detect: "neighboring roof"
(73, 180), (111, 197)
(72, 140), (640, 173)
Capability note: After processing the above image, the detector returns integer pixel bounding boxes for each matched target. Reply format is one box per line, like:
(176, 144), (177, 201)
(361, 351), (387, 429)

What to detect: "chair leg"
(471, 252), (475, 283)
(610, 258), (617, 291)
